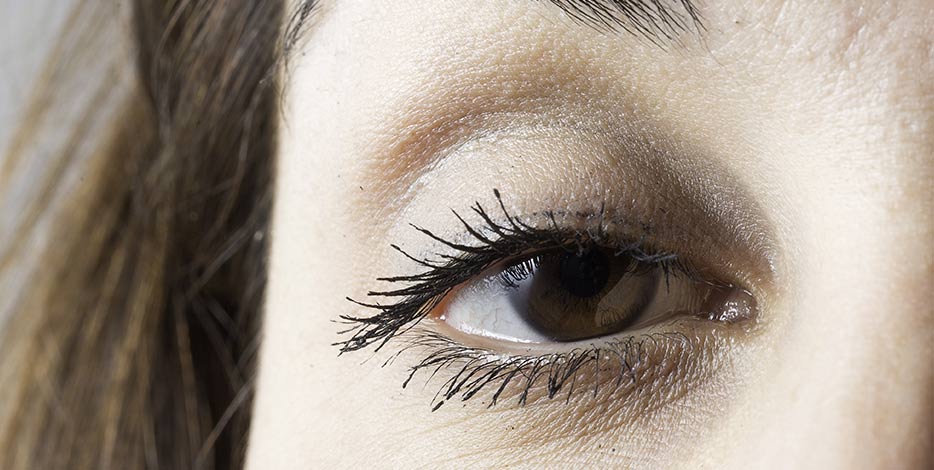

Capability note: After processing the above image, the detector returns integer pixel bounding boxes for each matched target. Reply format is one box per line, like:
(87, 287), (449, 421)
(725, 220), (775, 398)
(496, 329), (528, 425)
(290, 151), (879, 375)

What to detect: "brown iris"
(517, 248), (659, 341)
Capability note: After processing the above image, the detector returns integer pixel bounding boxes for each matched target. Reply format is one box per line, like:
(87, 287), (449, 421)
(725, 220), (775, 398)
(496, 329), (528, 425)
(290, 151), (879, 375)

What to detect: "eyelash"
(337, 190), (718, 410)
(387, 329), (697, 412)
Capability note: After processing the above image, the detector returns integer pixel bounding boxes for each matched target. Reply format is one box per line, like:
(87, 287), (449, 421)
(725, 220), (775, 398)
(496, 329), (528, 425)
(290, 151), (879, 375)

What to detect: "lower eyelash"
(382, 319), (718, 412)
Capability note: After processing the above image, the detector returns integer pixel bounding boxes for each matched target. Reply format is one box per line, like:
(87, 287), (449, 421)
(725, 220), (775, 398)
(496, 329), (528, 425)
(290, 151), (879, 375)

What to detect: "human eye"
(338, 190), (760, 410)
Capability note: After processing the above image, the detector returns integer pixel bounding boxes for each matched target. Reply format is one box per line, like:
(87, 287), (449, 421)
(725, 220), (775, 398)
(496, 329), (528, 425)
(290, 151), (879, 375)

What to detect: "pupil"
(558, 249), (610, 298)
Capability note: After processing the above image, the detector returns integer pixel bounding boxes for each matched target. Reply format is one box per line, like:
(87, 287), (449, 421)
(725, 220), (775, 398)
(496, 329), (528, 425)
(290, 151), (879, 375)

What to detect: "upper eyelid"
(359, 117), (779, 299)
(353, 90), (782, 294)
(334, 2), (761, 256)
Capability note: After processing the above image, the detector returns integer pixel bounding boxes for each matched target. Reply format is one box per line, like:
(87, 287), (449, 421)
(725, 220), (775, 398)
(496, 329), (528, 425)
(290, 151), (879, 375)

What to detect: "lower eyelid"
(394, 316), (748, 413)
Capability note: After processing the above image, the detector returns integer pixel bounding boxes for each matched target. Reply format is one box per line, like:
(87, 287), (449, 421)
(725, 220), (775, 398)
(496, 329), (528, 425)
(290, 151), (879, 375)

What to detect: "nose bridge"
(791, 311), (934, 470)
(730, 253), (933, 470)
(728, 95), (934, 467)
(791, 173), (932, 470)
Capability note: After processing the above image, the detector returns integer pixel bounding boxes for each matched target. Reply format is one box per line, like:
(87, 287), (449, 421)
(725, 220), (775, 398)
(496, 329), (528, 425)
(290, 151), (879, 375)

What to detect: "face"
(247, 1), (933, 468)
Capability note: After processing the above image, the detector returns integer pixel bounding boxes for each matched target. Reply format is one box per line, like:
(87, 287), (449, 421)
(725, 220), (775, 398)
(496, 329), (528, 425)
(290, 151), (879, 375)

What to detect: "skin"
(247, 1), (933, 468)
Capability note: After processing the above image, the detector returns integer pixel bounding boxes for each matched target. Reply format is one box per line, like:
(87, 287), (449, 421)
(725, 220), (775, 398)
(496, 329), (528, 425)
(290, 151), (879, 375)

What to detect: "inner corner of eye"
(434, 248), (758, 346)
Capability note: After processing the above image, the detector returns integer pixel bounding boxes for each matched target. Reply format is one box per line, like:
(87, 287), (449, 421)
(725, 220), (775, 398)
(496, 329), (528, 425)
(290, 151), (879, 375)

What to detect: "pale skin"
(247, 1), (933, 468)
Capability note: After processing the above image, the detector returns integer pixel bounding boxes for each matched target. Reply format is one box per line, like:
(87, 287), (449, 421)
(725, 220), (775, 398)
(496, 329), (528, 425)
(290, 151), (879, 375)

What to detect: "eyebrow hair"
(544, 0), (704, 45)
(284, 0), (704, 54)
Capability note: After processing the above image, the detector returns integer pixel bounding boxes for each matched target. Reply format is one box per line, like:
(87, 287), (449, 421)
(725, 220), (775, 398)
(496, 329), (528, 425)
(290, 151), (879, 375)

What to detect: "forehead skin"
(249, 1), (933, 469)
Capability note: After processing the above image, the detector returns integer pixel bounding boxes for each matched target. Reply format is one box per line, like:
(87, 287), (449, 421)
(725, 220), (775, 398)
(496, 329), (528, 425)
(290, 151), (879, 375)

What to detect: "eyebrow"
(285, 0), (704, 54)
(543, 0), (704, 45)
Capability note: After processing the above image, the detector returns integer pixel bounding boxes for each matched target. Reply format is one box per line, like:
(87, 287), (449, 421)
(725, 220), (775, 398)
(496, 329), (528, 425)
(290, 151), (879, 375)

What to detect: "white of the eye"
(441, 274), (552, 343)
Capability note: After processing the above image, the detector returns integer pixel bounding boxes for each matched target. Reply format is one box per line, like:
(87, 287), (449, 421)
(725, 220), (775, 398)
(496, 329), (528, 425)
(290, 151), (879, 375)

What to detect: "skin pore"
(249, 1), (932, 468)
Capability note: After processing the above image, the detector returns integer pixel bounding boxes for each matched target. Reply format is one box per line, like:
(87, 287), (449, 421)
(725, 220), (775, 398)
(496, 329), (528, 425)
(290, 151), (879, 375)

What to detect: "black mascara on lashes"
(332, 190), (748, 410)
(336, 189), (690, 354)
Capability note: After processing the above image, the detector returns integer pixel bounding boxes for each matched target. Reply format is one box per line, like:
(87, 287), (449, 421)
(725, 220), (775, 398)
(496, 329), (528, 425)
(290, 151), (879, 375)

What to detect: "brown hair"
(0, 1), (308, 468)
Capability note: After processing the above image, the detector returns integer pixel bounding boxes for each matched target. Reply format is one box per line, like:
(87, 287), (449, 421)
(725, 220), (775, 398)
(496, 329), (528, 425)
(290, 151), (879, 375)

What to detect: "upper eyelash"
(336, 189), (689, 354)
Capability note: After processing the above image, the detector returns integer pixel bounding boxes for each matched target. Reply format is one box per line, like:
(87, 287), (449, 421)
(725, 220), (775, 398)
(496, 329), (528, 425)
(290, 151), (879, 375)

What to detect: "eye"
(338, 191), (763, 408)
(439, 246), (742, 344)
